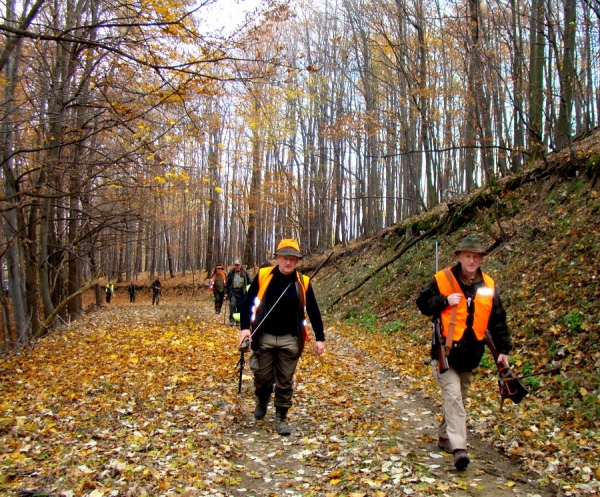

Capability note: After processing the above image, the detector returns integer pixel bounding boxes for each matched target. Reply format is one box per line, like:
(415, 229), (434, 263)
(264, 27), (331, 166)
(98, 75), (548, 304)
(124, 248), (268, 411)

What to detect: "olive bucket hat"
(274, 239), (303, 258)
(455, 234), (488, 256)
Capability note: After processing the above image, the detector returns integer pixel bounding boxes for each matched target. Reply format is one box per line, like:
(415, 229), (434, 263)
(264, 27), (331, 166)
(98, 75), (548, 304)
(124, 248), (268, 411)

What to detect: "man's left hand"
(314, 341), (325, 356)
(497, 354), (509, 368)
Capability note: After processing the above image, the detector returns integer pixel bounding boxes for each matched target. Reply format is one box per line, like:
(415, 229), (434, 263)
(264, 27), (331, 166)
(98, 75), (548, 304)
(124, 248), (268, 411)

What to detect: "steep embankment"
(306, 131), (600, 494)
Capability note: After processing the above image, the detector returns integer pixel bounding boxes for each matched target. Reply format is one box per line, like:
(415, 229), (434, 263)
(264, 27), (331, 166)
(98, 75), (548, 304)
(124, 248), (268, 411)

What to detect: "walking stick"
(235, 338), (250, 393)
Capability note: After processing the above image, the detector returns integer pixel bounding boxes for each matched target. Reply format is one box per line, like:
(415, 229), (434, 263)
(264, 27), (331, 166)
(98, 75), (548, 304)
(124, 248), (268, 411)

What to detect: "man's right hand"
(224, 294), (229, 300)
(447, 293), (462, 306)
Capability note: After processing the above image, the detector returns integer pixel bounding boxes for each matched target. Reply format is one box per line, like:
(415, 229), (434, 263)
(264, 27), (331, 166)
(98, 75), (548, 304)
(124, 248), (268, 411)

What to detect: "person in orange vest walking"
(238, 239), (325, 436)
(209, 265), (226, 314)
(416, 234), (513, 471)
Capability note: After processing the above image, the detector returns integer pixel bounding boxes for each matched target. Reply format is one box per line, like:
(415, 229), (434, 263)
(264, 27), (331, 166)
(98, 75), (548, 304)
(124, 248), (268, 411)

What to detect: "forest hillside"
(303, 129), (600, 493)
(92, 128), (599, 493)
(1, 130), (598, 497)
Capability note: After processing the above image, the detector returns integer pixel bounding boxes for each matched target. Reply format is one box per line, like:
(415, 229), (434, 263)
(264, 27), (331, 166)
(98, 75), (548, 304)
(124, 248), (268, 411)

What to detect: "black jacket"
(240, 266), (324, 353)
(416, 263), (512, 372)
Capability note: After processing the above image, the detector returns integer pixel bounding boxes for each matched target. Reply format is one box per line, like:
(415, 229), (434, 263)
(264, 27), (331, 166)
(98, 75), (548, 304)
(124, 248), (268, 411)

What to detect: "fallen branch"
(327, 212), (451, 310)
(34, 270), (102, 338)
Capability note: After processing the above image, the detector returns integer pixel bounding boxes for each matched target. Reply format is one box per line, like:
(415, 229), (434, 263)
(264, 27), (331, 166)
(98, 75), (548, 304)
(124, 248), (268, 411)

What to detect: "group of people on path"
(223, 234), (513, 473)
(209, 260), (251, 324)
(103, 277), (162, 305)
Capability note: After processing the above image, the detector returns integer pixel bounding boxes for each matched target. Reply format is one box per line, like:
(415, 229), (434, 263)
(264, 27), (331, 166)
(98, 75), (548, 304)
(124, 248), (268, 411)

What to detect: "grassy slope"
(307, 132), (600, 493)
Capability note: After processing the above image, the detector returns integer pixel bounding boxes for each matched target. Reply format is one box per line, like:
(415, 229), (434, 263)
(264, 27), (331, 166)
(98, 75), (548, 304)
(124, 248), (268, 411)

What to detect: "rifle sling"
(442, 268), (458, 357)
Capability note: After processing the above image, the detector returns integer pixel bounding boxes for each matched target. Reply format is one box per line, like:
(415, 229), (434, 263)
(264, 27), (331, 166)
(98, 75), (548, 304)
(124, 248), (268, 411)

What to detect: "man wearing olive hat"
(416, 234), (512, 471)
(238, 238), (325, 436)
(225, 259), (251, 326)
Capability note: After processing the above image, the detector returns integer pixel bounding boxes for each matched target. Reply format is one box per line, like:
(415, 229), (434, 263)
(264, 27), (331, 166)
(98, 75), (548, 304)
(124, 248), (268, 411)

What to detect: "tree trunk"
(554, 0), (576, 149)
(528, 0), (546, 159)
(467, 0), (495, 182)
(1, 0), (28, 346)
(243, 98), (262, 268)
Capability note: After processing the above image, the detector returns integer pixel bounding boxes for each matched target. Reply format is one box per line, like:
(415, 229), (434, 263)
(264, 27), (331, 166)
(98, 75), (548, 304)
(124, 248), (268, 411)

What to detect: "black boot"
(275, 407), (291, 436)
(254, 396), (270, 420)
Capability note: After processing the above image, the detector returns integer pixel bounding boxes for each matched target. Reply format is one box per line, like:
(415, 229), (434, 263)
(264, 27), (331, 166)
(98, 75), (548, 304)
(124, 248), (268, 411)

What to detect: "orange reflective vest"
(251, 266), (310, 342)
(209, 271), (225, 292)
(434, 268), (495, 343)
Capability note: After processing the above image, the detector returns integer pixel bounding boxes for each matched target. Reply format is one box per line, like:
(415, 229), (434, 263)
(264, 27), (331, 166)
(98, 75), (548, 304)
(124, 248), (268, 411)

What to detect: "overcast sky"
(200, 0), (265, 35)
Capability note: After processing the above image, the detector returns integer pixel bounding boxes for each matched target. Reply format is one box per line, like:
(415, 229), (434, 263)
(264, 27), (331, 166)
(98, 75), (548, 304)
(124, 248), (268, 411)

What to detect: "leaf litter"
(1, 292), (555, 497)
(4, 129), (600, 497)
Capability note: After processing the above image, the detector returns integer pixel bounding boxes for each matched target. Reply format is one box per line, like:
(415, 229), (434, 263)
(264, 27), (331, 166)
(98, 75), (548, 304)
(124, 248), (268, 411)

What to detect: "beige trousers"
(432, 360), (472, 451)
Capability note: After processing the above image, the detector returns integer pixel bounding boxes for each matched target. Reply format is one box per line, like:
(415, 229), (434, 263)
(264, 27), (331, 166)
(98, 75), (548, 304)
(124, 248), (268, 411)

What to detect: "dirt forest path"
(0, 292), (551, 497)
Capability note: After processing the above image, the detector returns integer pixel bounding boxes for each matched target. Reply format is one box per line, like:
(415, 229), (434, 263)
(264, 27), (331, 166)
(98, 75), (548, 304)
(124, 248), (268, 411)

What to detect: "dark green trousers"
(250, 334), (300, 409)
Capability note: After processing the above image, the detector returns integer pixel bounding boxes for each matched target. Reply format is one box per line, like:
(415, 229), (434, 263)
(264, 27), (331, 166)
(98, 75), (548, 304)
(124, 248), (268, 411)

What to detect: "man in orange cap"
(238, 238), (325, 435)
(416, 234), (512, 471)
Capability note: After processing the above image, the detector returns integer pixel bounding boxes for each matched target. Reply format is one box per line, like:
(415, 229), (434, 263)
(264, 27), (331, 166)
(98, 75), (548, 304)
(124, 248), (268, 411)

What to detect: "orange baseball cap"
(274, 239), (302, 258)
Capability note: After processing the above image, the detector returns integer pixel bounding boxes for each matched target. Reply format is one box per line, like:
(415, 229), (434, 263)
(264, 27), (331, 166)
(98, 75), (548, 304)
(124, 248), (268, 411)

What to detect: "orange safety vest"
(209, 271), (226, 292)
(434, 268), (495, 343)
(251, 266), (310, 342)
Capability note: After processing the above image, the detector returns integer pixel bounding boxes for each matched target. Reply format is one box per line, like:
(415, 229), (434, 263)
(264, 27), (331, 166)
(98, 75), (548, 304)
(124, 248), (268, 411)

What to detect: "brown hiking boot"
(275, 407), (291, 436)
(453, 450), (470, 470)
(437, 437), (452, 453)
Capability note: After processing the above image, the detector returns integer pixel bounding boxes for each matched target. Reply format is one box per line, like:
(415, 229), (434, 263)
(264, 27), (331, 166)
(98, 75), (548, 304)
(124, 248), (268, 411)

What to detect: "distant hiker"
(151, 277), (162, 305)
(224, 259), (251, 326)
(238, 239), (325, 436)
(105, 282), (114, 303)
(416, 234), (513, 471)
(127, 279), (137, 303)
(209, 265), (226, 314)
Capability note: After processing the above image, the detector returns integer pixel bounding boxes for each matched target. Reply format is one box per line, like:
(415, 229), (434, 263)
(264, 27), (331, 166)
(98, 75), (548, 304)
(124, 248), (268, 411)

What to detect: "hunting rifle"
(234, 251), (333, 393)
(433, 318), (449, 374)
(432, 241), (450, 374)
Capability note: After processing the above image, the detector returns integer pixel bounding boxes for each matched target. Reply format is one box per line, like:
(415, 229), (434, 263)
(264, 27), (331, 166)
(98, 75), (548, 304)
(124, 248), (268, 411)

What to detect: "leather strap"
(442, 268), (458, 356)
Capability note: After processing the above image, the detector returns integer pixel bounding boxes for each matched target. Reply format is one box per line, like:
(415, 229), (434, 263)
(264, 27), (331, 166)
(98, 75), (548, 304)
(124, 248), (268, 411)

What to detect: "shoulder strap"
(442, 268), (459, 356)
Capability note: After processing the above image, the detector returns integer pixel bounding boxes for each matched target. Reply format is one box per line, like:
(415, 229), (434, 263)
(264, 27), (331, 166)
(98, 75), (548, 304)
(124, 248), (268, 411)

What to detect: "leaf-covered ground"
(309, 135), (600, 497)
(2, 133), (599, 497)
(1, 293), (552, 497)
